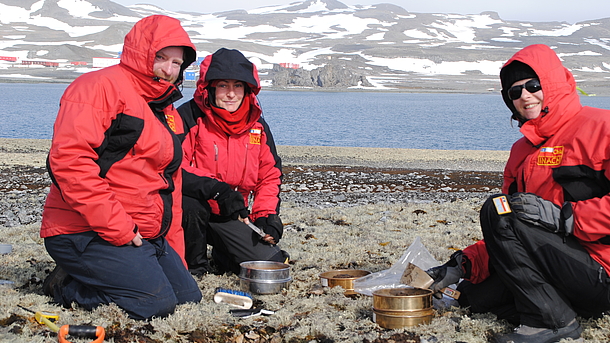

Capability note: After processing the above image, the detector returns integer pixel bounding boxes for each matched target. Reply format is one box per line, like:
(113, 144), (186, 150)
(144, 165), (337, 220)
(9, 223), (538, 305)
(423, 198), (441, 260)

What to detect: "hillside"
(0, 0), (609, 94)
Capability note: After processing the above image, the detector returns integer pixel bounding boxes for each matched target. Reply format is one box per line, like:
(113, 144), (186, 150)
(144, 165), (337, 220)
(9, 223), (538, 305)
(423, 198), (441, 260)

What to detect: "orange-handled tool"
(59, 325), (105, 343)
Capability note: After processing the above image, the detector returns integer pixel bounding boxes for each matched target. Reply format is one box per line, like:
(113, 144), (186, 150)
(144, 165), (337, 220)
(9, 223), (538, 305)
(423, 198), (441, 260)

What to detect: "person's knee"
(480, 194), (515, 238)
(481, 194), (509, 220)
(177, 287), (202, 305)
(124, 292), (178, 320)
(255, 247), (287, 264)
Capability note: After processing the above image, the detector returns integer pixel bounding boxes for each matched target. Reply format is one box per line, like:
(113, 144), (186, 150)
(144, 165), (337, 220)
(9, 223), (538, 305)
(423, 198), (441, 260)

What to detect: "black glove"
(426, 250), (467, 298)
(509, 193), (574, 235)
(211, 182), (249, 220)
(254, 214), (284, 243)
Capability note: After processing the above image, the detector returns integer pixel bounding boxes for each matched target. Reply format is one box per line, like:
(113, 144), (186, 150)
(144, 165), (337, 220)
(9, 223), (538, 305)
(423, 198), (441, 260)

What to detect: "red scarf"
(211, 96), (251, 135)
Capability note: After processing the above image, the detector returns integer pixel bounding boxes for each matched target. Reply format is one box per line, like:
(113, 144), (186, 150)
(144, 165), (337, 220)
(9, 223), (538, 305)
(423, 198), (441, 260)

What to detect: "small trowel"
(401, 263), (460, 299)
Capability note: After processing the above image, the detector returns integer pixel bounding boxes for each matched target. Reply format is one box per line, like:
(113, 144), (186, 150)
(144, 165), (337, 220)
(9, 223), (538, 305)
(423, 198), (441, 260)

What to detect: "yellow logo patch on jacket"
(537, 146), (564, 166)
(165, 114), (177, 133)
(249, 129), (261, 145)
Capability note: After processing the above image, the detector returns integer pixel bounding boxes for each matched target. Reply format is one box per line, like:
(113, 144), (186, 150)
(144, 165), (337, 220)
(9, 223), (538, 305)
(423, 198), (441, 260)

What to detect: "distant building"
(184, 71), (197, 81)
(0, 56), (17, 62)
(92, 57), (120, 68)
(22, 60), (59, 67)
(279, 62), (300, 69)
(71, 61), (87, 66)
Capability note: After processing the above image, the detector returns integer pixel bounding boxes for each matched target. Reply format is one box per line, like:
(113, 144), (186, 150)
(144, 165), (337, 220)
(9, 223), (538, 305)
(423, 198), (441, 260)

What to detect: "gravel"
(0, 144), (505, 228)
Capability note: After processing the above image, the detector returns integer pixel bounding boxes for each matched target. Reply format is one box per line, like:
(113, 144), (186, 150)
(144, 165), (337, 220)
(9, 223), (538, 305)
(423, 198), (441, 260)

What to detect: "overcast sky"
(112, 0), (610, 23)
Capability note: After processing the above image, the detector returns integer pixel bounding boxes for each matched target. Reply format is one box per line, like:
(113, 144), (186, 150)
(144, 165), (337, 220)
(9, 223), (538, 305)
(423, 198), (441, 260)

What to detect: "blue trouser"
(44, 231), (202, 320)
(459, 194), (610, 329)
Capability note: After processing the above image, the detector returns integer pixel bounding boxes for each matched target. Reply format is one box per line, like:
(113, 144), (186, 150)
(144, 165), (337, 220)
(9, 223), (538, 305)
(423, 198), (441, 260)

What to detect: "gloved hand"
(426, 250), (466, 298)
(509, 193), (574, 235)
(211, 182), (249, 220)
(254, 214), (284, 244)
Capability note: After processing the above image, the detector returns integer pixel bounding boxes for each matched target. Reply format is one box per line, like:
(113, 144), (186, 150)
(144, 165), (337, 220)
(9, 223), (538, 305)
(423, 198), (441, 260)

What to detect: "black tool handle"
(67, 325), (99, 337)
(59, 325), (105, 343)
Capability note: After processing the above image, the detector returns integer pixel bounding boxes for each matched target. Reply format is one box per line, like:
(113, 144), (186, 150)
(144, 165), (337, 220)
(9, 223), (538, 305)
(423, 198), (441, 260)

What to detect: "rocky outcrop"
(270, 61), (374, 88)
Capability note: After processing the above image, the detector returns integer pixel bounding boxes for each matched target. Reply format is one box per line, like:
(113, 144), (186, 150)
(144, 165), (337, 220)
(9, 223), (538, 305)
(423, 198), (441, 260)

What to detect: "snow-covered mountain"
(1, 0), (609, 92)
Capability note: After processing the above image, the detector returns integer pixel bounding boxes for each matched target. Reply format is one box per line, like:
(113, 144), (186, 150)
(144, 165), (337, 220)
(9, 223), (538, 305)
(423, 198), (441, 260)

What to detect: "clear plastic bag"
(353, 236), (439, 296)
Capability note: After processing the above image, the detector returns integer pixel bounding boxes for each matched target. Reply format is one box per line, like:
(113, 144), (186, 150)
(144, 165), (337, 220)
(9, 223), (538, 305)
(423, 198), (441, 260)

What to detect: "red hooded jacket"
(465, 44), (610, 283)
(178, 48), (282, 220)
(40, 15), (196, 261)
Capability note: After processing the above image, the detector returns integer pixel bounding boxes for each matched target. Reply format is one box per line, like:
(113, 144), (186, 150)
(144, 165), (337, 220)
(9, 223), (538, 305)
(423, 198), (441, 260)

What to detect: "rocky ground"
(1, 139), (605, 343)
(0, 139), (509, 229)
(0, 162), (502, 229)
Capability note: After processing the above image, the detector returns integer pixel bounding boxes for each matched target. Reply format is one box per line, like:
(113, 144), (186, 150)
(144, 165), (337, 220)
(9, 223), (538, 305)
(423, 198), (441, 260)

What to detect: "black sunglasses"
(507, 79), (542, 100)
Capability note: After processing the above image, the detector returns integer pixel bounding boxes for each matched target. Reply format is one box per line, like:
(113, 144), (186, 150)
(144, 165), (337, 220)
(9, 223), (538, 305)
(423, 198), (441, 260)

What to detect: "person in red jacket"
(178, 48), (287, 275)
(40, 15), (202, 320)
(427, 44), (610, 343)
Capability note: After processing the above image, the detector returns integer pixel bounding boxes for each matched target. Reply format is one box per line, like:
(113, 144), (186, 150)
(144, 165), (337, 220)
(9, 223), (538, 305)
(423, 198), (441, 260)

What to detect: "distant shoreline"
(2, 78), (608, 97)
(0, 78), (495, 94)
(0, 138), (508, 172)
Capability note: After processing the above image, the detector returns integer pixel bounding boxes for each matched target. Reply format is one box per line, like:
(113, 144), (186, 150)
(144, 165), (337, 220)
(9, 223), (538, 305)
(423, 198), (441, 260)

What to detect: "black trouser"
(458, 194), (610, 329)
(458, 273), (520, 325)
(182, 195), (285, 274)
(182, 196), (212, 274)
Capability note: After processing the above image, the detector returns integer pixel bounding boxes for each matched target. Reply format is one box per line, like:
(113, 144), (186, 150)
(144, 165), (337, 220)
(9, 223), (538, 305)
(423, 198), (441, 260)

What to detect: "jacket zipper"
(238, 142), (249, 189)
(214, 142), (218, 177)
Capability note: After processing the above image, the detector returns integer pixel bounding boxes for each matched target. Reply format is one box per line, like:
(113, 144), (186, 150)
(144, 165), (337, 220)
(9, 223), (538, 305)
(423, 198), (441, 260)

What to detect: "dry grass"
(2, 197), (606, 342)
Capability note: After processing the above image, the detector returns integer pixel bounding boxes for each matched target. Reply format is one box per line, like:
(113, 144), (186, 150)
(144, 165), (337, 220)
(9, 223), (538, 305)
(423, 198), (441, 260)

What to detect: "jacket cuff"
(250, 210), (276, 222)
(462, 240), (490, 284)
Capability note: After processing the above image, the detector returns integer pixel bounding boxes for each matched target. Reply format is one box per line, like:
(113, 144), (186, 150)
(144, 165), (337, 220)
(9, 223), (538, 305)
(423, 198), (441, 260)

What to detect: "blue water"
(3, 83), (610, 151)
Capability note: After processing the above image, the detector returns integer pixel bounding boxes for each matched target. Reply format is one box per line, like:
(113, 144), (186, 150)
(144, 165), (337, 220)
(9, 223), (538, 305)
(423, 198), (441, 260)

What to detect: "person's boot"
(42, 265), (69, 298)
(492, 318), (582, 343)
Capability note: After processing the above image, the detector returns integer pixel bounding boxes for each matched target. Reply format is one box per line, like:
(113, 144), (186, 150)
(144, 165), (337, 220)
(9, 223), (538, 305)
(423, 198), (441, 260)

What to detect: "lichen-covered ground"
(0, 140), (604, 342)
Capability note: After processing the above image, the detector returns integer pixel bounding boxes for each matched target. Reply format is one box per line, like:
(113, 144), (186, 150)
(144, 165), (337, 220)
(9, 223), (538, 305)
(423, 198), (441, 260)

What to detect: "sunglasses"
(507, 79), (542, 100)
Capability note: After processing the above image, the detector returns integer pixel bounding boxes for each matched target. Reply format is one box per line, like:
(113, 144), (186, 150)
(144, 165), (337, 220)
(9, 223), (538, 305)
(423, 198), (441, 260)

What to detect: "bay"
(2, 83), (610, 151)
